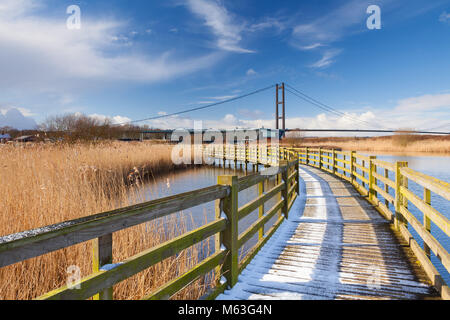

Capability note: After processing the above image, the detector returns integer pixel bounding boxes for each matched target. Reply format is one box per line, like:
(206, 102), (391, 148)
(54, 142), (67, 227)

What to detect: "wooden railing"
(281, 146), (450, 300)
(0, 147), (299, 300)
(1, 143), (448, 300)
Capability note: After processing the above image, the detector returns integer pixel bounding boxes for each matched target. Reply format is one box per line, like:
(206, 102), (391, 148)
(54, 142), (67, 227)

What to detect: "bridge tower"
(275, 83), (286, 137)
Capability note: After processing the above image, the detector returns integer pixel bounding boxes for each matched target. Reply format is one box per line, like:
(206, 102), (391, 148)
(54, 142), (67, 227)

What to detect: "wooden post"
(92, 234), (113, 300)
(295, 157), (300, 196)
(258, 181), (264, 240)
(332, 149), (336, 174)
(217, 175), (239, 288)
(306, 147), (309, 166)
(369, 156), (377, 201)
(395, 161), (408, 229)
(350, 151), (355, 184)
(384, 169), (390, 208)
(234, 144), (237, 170)
(362, 160), (366, 188)
(222, 144), (226, 168)
(214, 195), (224, 285)
(424, 188), (431, 258)
(280, 161), (289, 220)
(244, 144), (248, 173)
(319, 148), (322, 169)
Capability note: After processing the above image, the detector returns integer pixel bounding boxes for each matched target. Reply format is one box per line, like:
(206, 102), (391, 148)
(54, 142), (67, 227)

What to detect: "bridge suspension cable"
(285, 83), (392, 130)
(114, 84), (276, 126)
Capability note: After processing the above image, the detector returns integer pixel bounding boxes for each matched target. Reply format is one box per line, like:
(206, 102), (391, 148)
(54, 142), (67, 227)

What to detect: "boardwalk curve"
(217, 165), (438, 300)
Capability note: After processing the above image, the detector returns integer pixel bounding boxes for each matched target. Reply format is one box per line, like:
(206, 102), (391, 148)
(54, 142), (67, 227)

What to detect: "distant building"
(0, 133), (11, 143)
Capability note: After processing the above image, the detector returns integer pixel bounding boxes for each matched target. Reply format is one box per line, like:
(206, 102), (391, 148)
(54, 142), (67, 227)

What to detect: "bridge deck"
(217, 165), (439, 300)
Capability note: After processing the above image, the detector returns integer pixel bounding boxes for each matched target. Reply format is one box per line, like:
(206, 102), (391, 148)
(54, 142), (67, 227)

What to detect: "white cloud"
(310, 49), (342, 69)
(207, 95), (237, 101)
(394, 93), (450, 112)
(0, 1), (222, 94)
(248, 17), (286, 33)
(296, 43), (324, 51)
(291, 1), (385, 68)
(238, 108), (264, 119)
(184, 0), (254, 53)
(0, 107), (37, 129)
(88, 113), (132, 125)
(246, 68), (257, 76)
(439, 11), (450, 23)
(292, 0), (373, 46)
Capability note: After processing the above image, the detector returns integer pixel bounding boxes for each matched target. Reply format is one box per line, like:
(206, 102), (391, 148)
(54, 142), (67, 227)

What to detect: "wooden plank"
(398, 224), (449, 300)
(238, 199), (284, 248)
(238, 182), (284, 220)
(258, 181), (264, 240)
(354, 153), (371, 162)
(373, 184), (395, 205)
(353, 171), (369, 185)
(287, 192), (298, 213)
(424, 189), (432, 258)
(335, 164), (351, 173)
(288, 181), (298, 198)
(372, 159), (395, 171)
(321, 160), (333, 167)
(353, 162), (369, 174)
(370, 197), (394, 221)
(400, 186), (449, 236)
(373, 171), (396, 189)
(237, 169), (284, 192)
(281, 161), (289, 220)
(399, 206), (450, 272)
(143, 250), (226, 300)
(37, 219), (226, 300)
(0, 184), (230, 268)
(335, 158), (351, 165)
(401, 167), (450, 201)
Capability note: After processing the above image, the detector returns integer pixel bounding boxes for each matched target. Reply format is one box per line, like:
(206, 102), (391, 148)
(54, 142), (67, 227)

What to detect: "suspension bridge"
(130, 82), (450, 139)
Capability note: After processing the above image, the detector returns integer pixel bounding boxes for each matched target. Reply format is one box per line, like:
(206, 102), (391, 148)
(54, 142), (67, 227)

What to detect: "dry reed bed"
(283, 135), (450, 154)
(0, 142), (210, 300)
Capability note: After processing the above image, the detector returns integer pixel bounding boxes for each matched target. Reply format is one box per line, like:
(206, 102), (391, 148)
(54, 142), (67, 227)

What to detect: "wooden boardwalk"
(217, 165), (439, 300)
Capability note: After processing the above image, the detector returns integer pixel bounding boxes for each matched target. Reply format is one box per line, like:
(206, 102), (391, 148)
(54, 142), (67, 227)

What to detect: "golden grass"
(282, 135), (450, 154)
(0, 142), (211, 300)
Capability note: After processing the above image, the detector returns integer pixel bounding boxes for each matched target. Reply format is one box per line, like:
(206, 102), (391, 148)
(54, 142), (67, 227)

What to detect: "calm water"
(135, 154), (449, 287)
(134, 162), (280, 260)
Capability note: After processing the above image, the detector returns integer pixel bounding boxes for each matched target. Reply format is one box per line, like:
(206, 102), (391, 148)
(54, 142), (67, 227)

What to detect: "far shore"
(282, 134), (450, 155)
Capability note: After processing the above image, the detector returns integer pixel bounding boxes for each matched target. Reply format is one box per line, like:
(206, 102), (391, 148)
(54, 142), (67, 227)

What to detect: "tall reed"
(0, 142), (210, 300)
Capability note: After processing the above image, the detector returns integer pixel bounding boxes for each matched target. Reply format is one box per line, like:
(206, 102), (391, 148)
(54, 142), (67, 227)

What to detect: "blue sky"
(0, 0), (450, 134)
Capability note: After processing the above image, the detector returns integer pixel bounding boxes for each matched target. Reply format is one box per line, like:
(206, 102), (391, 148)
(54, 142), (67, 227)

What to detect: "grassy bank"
(282, 134), (450, 154)
(0, 142), (210, 300)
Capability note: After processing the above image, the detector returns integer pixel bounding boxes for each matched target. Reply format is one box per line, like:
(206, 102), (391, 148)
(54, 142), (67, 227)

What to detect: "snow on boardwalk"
(217, 165), (439, 300)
